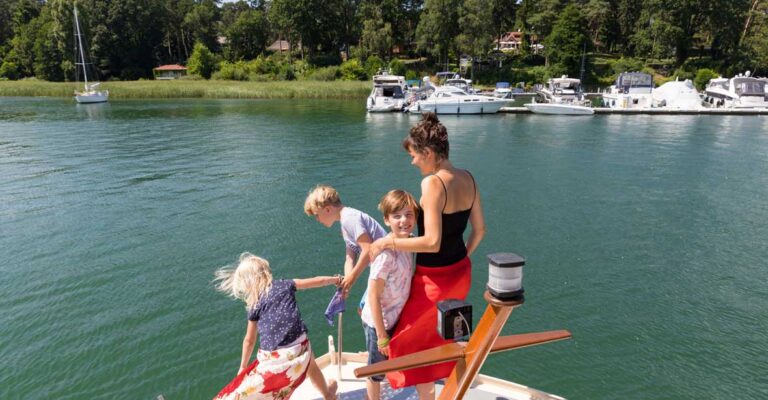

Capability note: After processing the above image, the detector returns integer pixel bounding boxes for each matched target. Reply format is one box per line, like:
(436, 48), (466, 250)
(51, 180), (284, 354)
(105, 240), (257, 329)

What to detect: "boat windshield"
(733, 78), (765, 96)
(708, 81), (728, 90)
(616, 73), (653, 88)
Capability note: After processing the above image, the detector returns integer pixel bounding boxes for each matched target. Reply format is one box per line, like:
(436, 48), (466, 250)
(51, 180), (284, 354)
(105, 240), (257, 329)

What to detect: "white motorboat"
(525, 101), (594, 115)
(366, 72), (407, 112)
(73, 6), (108, 104)
(407, 85), (509, 115)
(525, 76), (593, 115)
(444, 77), (476, 94)
(703, 72), (768, 109)
(493, 82), (514, 98)
(601, 72), (654, 109)
(652, 79), (705, 109)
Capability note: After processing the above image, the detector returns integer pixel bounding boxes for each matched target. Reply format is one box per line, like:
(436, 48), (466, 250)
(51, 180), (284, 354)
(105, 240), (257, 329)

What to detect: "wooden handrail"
(353, 329), (571, 378)
(353, 285), (571, 400)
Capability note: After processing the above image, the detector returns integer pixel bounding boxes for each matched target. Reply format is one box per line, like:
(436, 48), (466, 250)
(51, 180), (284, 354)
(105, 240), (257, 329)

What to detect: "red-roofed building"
(153, 64), (187, 80)
(494, 31), (542, 54)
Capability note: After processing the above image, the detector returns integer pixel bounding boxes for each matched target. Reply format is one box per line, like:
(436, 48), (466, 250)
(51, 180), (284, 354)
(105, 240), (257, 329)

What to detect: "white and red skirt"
(214, 335), (311, 400)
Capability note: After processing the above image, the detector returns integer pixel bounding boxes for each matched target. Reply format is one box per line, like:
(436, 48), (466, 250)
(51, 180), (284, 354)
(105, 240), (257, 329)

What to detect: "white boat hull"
(367, 96), (404, 112)
(408, 99), (508, 114)
(293, 341), (566, 400)
(525, 103), (594, 115)
(75, 91), (109, 104)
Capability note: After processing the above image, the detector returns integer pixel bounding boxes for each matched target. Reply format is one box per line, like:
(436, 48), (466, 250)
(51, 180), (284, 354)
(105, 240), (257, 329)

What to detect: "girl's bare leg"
(416, 382), (435, 400)
(307, 353), (337, 400)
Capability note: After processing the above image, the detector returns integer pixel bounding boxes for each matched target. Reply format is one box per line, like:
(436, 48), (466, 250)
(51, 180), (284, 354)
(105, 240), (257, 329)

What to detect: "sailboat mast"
(74, 6), (89, 89)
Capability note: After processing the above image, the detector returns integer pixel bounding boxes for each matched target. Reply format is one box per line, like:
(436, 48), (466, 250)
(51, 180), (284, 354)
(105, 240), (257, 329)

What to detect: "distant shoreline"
(0, 80), (370, 100)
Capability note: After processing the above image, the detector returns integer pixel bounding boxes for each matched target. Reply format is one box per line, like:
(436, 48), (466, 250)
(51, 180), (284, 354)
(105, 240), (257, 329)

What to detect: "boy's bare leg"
(366, 379), (381, 400)
(307, 353), (337, 400)
(416, 382), (435, 400)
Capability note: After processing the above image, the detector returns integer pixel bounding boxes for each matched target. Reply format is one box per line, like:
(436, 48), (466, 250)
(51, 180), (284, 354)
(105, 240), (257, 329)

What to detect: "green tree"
(416, 0), (461, 67)
(457, 0), (494, 63)
(187, 41), (216, 78)
(360, 5), (393, 59)
(224, 8), (268, 61)
(544, 3), (588, 76)
(183, 0), (220, 53)
(583, 0), (610, 52)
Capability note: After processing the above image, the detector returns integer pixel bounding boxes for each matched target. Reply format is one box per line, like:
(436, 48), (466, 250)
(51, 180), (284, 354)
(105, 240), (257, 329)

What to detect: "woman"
(369, 112), (486, 399)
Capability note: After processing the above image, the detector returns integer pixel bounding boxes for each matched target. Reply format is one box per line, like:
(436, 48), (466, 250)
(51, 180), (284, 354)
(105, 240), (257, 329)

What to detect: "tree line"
(0, 0), (766, 83)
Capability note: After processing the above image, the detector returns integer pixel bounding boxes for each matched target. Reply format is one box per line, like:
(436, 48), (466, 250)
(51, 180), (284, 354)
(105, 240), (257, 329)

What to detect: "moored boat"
(703, 72), (768, 109)
(73, 6), (108, 104)
(652, 79), (704, 109)
(407, 85), (509, 115)
(525, 102), (594, 115)
(367, 72), (407, 112)
(601, 72), (654, 109)
(525, 76), (593, 115)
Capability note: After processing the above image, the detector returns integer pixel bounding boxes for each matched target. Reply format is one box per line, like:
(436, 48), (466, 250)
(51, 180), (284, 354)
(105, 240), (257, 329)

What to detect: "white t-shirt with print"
(361, 248), (413, 330)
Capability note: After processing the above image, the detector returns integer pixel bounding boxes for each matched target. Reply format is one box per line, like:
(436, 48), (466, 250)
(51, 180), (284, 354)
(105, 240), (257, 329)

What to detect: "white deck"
(293, 338), (565, 400)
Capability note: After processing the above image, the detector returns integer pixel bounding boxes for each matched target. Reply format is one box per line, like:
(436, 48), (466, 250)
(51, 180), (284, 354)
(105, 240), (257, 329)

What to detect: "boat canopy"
(733, 77), (766, 96)
(615, 72), (653, 88)
(496, 82), (510, 88)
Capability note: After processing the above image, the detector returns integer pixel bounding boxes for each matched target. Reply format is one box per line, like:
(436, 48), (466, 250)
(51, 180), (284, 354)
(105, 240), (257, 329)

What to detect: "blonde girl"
(213, 252), (339, 400)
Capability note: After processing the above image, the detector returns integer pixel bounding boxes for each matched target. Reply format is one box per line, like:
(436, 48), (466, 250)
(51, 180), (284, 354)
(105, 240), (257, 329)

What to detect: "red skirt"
(386, 256), (471, 388)
(214, 336), (310, 400)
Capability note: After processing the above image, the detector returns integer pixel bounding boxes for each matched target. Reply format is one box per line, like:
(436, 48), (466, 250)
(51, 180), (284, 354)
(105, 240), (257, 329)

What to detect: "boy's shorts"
(363, 323), (396, 382)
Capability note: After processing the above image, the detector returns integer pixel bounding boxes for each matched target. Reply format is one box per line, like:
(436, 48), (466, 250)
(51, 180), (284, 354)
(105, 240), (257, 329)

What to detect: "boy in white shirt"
(360, 190), (418, 400)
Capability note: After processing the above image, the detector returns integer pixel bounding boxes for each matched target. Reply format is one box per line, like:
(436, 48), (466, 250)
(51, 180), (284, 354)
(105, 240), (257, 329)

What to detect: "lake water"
(2, 97), (767, 399)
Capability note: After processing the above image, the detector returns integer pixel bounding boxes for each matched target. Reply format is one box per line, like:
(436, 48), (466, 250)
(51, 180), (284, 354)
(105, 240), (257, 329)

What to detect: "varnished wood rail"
(353, 290), (571, 400)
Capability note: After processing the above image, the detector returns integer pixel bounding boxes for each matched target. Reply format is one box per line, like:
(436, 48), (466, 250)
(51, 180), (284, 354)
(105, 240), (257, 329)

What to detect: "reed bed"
(0, 80), (370, 99)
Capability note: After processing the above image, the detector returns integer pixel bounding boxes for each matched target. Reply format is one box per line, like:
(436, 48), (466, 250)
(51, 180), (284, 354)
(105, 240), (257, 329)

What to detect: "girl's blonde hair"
(214, 252), (273, 309)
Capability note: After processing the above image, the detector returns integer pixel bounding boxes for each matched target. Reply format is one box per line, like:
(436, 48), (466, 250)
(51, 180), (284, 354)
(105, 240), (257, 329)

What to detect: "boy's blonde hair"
(214, 252), (273, 309)
(378, 189), (420, 219)
(303, 184), (342, 215)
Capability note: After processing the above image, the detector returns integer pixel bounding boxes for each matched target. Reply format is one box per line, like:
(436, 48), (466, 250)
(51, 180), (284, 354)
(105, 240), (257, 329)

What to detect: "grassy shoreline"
(0, 80), (371, 100)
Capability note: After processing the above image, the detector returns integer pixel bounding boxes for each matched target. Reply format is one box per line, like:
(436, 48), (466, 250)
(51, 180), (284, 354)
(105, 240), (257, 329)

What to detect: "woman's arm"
(293, 275), (341, 290)
(367, 278), (390, 356)
(465, 187), (486, 256)
(370, 176), (444, 259)
(238, 320), (258, 374)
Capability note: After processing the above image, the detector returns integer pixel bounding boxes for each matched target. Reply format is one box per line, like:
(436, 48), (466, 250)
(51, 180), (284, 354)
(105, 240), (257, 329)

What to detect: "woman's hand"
(369, 237), (387, 261)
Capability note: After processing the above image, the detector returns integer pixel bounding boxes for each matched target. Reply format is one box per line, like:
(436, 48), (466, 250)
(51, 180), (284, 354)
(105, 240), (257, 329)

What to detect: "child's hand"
(377, 336), (390, 356)
(340, 274), (356, 296)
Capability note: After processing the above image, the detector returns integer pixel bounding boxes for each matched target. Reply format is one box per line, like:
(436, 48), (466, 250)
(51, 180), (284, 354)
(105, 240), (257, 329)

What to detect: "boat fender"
(481, 106), (484, 114)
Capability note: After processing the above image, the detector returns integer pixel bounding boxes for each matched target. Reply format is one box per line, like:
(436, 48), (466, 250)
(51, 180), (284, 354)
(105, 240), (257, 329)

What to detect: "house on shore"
(153, 64), (187, 80)
(494, 31), (543, 55)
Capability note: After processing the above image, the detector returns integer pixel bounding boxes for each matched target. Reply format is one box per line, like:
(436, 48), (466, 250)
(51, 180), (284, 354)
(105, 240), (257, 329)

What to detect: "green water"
(1, 97), (767, 399)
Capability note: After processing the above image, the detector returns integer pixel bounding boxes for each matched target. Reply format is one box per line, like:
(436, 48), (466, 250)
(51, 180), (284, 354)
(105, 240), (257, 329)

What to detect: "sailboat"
(73, 5), (108, 104)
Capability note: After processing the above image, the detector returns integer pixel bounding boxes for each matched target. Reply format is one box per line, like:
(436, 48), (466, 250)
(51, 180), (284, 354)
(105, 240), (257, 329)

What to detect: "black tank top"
(415, 172), (475, 267)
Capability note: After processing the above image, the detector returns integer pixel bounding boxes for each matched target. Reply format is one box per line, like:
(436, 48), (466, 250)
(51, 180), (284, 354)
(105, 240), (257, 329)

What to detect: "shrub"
(694, 68), (720, 90)
(389, 59), (406, 76)
(364, 55), (384, 77)
(188, 42), (217, 79)
(0, 61), (20, 80)
(216, 61), (250, 80)
(610, 57), (645, 75)
(308, 66), (340, 81)
(405, 69), (420, 80)
(340, 58), (367, 81)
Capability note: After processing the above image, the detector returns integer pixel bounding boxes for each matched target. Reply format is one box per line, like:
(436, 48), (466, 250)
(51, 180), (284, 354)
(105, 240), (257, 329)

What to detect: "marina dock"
(500, 106), (768, 115)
